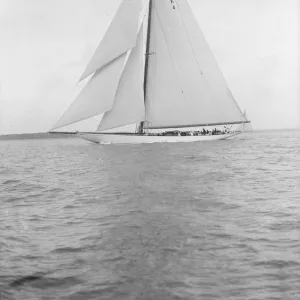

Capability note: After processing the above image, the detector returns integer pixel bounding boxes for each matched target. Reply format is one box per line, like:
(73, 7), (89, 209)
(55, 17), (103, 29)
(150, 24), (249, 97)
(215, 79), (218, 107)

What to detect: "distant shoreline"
(0, 128), (299, 141)
(0, 132), (78, 141)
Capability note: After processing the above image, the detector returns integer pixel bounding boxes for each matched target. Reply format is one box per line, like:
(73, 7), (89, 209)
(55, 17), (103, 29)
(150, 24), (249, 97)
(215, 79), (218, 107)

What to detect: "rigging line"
(139, 0), (148, 28)
(139, 0), (148, 13)
(154, 4), (187, 103)
(176, 0), (244, 117)
(175, 0), (217, 108)
(175, 3), (211, 84)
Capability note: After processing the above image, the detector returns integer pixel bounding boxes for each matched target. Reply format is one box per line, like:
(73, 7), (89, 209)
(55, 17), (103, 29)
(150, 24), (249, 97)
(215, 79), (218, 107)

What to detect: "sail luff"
(137, 0), (153, 133)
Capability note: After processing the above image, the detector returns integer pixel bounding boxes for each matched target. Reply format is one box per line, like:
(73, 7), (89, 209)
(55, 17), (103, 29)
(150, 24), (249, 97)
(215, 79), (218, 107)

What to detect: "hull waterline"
(78, 132), (241, 145)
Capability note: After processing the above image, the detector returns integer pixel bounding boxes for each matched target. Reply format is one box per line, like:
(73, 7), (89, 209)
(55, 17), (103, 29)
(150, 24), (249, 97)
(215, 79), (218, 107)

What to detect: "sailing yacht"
(52, 0), (250, 144)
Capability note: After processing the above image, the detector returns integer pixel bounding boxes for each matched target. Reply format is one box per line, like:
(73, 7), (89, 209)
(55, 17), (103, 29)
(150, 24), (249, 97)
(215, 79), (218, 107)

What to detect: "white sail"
(97, 28), (145, 131)
(79, 0), (144, 81)
(144, 0), (246, 129)
(52, 54), (127, 130)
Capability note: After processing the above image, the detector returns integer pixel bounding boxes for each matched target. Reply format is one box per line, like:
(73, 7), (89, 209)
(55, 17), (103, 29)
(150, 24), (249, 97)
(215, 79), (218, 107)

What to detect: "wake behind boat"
(51, 0), (250, 144)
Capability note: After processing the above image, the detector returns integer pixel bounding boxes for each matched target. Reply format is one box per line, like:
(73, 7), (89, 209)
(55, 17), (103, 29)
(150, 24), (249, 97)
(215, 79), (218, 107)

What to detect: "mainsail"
(144, 0), (246, 129)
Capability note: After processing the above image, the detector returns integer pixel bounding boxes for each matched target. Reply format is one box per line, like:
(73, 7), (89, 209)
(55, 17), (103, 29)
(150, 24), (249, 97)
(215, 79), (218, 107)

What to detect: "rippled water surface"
(0, 130), (300, 299)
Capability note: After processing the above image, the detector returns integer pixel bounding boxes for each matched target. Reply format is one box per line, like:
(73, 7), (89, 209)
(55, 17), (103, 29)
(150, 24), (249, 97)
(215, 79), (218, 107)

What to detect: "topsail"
(79, 0), (144, 81)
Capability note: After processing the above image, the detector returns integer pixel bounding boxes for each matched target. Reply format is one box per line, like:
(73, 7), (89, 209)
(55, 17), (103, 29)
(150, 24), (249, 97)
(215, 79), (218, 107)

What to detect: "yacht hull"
(78, 132), (240, 145)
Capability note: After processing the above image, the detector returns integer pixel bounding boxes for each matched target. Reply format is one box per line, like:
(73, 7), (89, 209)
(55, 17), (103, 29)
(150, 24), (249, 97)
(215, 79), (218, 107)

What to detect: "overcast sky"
(0, 0), (299, 134)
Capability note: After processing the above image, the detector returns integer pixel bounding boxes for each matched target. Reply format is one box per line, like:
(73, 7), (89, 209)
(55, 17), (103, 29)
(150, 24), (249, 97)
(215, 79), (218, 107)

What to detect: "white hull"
(78, 132), (240, 145)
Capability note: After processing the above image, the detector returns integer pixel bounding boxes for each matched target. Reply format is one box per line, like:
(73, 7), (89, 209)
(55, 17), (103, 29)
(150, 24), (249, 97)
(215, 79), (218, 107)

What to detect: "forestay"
(235, 110), (253, 132)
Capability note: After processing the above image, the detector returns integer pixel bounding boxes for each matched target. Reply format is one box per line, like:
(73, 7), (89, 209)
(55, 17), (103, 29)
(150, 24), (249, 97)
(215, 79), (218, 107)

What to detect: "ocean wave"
(1, 130), (300, 299)
(3, 179), (22, 185)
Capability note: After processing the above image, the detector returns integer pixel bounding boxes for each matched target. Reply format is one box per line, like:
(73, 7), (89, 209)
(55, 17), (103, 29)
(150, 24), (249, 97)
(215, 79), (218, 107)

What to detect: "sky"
(0, 0), (299, 134)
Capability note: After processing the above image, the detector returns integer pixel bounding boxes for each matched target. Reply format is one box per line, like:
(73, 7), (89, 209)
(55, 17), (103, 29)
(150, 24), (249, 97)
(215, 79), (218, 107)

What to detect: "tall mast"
(138, 0), (153, 134)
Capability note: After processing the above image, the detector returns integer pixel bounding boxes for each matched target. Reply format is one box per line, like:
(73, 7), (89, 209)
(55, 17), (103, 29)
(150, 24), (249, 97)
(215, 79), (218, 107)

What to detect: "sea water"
(0, 130), (299, 300)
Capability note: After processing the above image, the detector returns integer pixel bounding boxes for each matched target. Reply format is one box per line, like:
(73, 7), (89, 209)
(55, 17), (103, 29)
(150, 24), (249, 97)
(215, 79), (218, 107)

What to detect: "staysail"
(144, 0), (246, 129)
(97, 28), (145, 131)
(79, 0), (144, 81)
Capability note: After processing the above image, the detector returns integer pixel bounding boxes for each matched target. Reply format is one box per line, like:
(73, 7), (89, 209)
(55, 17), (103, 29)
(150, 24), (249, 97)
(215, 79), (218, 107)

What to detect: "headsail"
(97, 27), (145, 131)
(79, 0), (144, 81)
(52, 54), (127, 130)
(144, 0), (246, 129)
